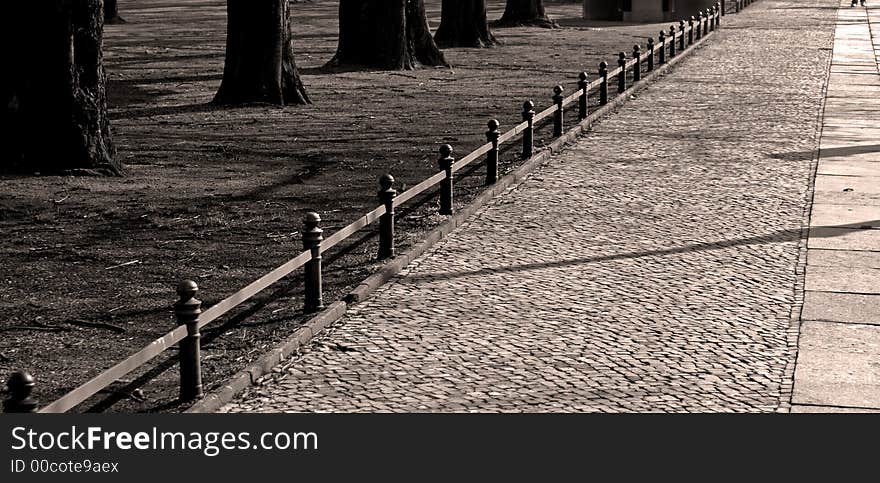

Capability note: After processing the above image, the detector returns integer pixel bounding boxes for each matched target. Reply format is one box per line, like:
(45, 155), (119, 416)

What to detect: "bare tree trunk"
(1, 0), (119, 176)
(328, 0), (448, 70)
(104, 0), (125, 24)
(214, 0), (310, 105)
(494, 0), (557, 28)
(435, 0), (497, 48)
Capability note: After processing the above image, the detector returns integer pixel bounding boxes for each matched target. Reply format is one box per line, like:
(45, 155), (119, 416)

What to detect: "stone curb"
(185, 31), (714, 413)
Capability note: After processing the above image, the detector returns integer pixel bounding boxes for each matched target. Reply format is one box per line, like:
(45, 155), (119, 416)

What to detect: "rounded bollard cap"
(522, 100), (535, 111)
(579, 71), (588, 81)
(633, 44), (640, 52)
(439, 144), (453, 157)
(304, 211), (321, 226)
(379, 173), (395, 190)
(176, 280), (199, 300)
(553, 85), (564, 95)
(599, 60), (608, 69)
(7, 371), (35, 393)
(487, 119), (500, 131)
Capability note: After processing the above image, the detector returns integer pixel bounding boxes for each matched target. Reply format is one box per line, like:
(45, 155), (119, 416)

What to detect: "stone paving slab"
(791, 321), (880, 409)
(804, 266), (880, 293)
(222, 0), (838, 414)
(817, 160), (880, 176)
(790, 404), (879, 412)
(809, 203), (880, 226)
(802, 291), (880, 325)
(814, 174), (880, 194)
(808, 227), (880, 250)
(807, 248), (880, 268)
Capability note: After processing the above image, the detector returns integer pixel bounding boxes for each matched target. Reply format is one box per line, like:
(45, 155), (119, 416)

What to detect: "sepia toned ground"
(0, 0), (694, 411)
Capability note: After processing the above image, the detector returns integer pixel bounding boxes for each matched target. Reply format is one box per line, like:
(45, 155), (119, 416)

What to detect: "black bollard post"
(377, 174), (396, 259)
(3, 371), (37, 413)
(617, 52), (626, 93)
(578, 72), (589, 120)
(552, 85), (564, 136)
(647, 37), (655, 72)
(632, 45), (641, 82)
(669, 26), (677, 57)
(658, 31), (666, 65)
(599, 61), (608, 105)
(717, 2), (722, 24)
(696, 13), (702, 40)
(688, 17), (695, 45)
(302, 212), (324, 312)
(175, 280), (203, 401)
(485, 120), (500, 184)
(438, 145), (454, 215)
(679, 20), (686, 51)
(521, 101), (534, 159)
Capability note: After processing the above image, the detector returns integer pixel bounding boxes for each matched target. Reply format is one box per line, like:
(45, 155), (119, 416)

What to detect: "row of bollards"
(735, 0), (755, 13)
(3, 3), (725, 413)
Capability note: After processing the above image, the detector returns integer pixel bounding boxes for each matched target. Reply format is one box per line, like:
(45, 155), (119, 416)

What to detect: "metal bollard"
(302, 212), (324, 313)
(377, 174), (396, 259)
(721, 0), (725, 16)
(617, 52), (626, 93)
(735, 0), (740, 13)
(658, 31), (666, 65)
(175, 280), (203, 401)
(438, 144), (454, 215)
(688, 17), (695, 45)
(578, 72), (589, 120)
(679, 20), (686, 51)
(3, 371), (37, 413)
(710, 6), (716, 31)
(702, 10), (709, 35)
(696, 13), (702, 40)
(632, 45), (641, 82)
(599, 61), (609, 105)
(669, 26), (677, 57)
(552, 85), (564, 136)
(647, 37), (655, 72)
(485, 120), (500, 184)
(521, 101), (534, 159)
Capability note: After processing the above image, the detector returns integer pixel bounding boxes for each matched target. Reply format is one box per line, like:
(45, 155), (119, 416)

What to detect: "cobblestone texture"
(222, 0), (837, 413)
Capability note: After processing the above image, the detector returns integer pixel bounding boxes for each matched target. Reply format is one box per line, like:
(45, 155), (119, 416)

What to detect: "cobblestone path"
(223, 0), (837, 412)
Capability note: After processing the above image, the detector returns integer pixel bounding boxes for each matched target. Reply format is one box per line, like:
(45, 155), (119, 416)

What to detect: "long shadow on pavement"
(402, 220), (880, 284)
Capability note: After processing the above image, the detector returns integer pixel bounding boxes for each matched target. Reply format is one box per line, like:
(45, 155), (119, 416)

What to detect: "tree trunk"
(329, 0), (448, 70)
(494, 0), (557, 28)
(104, 0), (125, 24)
(434, 0), (497, 48)
(214, 0), (310, 106)
(1, 0), (119, 176)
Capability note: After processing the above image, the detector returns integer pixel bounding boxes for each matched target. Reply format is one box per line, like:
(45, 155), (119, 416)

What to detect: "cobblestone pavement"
(222, 0), (837, 413)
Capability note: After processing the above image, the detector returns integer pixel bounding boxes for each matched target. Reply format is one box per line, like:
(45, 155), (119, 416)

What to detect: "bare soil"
(0, 0), (694, 412)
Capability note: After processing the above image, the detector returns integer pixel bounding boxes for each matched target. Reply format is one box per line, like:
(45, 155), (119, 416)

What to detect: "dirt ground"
(0, 0), (705, 412)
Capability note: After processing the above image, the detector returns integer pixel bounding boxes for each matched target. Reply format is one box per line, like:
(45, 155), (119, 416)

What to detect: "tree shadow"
(771, 144), (880, 162)
(110, 102), (222, 121)
(401, 220), (880, 285)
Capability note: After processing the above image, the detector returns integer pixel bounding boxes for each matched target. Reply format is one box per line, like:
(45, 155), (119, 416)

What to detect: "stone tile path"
(790, 0), (880, 413)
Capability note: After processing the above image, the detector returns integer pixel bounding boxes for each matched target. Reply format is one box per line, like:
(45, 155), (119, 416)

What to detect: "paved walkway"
(790, 1), (880, 413)
(221, 0), (861, 413)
